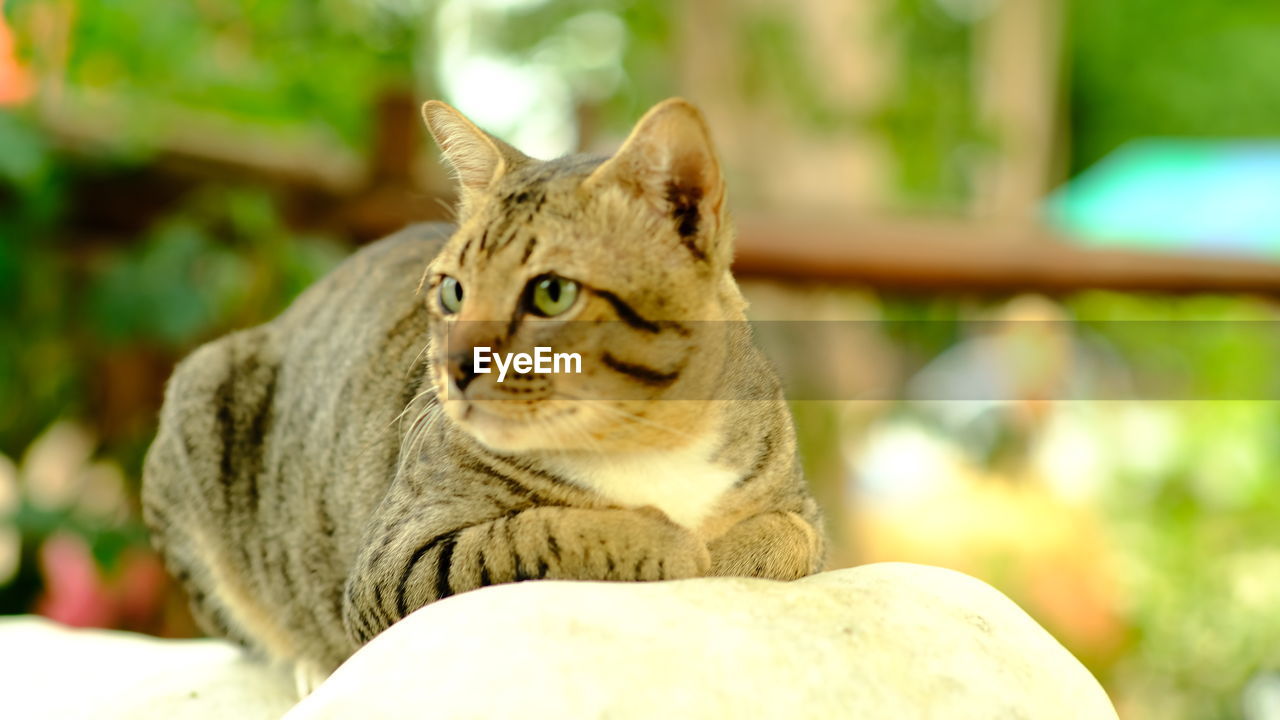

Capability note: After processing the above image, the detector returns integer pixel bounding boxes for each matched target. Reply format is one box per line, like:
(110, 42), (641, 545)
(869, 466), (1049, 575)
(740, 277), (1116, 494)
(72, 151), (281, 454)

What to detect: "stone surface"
(0, 563), (1116, 719)
(288, 562), (1118, 720)
(0, 616), (295, 720)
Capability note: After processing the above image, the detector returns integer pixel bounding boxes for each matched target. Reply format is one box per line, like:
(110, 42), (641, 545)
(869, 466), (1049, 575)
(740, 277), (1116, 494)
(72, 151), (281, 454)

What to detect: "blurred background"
(2, 0), (1280, 717)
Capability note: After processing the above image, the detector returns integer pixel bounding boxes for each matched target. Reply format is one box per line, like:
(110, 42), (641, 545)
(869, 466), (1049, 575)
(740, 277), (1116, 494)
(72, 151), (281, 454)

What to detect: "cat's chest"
(554, 438), (740, 529)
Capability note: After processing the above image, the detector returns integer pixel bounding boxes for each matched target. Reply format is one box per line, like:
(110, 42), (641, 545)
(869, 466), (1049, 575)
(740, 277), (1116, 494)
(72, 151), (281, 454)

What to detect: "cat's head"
(421, 98), (745, 454)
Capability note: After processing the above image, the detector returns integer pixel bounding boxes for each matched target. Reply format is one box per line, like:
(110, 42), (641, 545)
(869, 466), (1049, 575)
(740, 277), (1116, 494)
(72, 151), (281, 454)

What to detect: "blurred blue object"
(1046, 139), (1280, 258)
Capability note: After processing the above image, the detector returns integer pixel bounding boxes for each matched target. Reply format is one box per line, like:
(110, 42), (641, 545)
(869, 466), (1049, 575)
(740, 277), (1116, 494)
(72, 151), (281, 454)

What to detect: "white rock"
(0, 616), (295, 720)
(289, 562), (1117, 720)
(0, 564), (1115, 718)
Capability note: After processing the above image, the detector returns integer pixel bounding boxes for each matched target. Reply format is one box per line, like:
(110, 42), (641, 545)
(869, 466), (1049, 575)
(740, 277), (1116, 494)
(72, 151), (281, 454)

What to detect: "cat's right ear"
(422, 101), (528, 200)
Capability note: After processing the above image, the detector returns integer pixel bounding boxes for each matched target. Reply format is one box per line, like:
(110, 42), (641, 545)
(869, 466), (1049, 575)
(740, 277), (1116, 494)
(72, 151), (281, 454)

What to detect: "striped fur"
(142, 99), (825, 685)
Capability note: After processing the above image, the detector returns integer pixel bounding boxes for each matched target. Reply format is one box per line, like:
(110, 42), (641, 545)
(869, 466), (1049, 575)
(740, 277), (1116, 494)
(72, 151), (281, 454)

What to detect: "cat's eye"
(528, 275), (579, 317)
(439, 276), (464, 314)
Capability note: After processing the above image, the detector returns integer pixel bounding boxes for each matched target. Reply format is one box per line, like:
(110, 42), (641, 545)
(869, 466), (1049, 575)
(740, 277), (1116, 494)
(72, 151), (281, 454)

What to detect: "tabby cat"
(142, 98), (826, 692)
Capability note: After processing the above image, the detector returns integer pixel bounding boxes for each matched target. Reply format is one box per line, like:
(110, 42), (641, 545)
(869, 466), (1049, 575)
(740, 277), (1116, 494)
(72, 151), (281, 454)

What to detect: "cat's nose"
(448, 351), (478, 393)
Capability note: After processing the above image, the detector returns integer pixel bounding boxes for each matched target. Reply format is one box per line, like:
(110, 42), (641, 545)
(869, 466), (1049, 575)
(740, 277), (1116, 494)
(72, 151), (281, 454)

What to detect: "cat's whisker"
(433, 196), (457, 221)
(399, 404), (443, 472)
(354, 401), (425, 465)
(389, 385), (438, 432)
(350, 378), (440, 466)
(414, 409), (446, 457)
(403, 343), (433, 381)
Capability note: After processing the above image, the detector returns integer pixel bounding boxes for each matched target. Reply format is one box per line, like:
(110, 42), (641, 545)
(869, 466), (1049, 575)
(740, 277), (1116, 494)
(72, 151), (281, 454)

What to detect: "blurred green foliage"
(0, 111), (73, 457)
(1099, 400), (1280, 719)
(1067, 0), (1280, 172)
(875, 0), (987, 208)
(7, 0), (431, 146)
(87, 189), (344, 348)
(0, 106), (342, 456)
(1065, 298), (1280, 718)
(735, 9), (855, 133)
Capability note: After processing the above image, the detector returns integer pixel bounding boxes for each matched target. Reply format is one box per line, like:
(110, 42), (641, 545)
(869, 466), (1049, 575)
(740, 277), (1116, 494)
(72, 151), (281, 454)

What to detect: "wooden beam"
(37, 89), (365, 192)
(34, 94), (1280, 295)
(733, 217), (1280, 295)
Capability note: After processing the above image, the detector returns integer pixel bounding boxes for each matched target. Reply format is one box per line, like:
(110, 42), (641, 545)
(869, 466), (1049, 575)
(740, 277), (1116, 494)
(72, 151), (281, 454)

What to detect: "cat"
(141, 98), (826, 692)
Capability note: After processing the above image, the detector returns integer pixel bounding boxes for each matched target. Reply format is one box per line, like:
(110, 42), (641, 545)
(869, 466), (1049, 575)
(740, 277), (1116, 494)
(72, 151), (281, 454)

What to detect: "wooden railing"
(37, 90), (1280, 297)
(734, 217), (1280, 295)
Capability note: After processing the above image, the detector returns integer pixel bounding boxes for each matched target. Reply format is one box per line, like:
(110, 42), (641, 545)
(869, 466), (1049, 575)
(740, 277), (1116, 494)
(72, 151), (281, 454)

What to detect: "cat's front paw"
(622, 506), (710, 581)
(511, 505), (710, 583)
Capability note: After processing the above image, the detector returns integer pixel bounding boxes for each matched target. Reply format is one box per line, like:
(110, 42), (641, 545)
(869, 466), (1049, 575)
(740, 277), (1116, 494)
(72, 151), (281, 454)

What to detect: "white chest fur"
(552, 434), (739, 529)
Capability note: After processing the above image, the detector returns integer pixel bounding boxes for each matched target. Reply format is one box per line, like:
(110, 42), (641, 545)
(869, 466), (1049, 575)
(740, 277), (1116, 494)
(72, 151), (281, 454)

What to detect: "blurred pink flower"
(36, 533), (114, 628)
(35, 533), (168, 630)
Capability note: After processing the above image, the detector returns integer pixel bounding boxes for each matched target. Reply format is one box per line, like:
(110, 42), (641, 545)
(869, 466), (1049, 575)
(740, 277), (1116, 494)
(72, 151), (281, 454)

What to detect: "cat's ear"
(422, 101), (529, 197)
(586, 98), (728, 264)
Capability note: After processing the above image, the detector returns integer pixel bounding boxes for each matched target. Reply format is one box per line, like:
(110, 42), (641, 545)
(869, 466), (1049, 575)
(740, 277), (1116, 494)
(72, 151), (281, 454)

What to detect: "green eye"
(529, 275), (579, 317)
(439, 276), (463, 314)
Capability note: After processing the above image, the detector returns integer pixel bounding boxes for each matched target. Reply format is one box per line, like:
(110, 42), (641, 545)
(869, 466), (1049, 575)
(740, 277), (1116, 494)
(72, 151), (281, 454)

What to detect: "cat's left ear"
(586, 98), (728, 266)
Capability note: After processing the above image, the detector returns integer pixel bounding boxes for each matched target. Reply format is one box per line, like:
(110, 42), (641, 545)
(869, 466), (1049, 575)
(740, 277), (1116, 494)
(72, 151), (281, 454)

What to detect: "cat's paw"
(518, 505), (710, 583)
(622, 506), (711, 580)
(653, 531), (712, 580)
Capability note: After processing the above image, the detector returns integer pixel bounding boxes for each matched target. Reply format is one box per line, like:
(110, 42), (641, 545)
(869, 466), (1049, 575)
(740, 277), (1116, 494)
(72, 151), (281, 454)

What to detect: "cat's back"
(147, 221), (453, 511)
(261, 220), (454, 524)
(142, 222), (452, 666)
